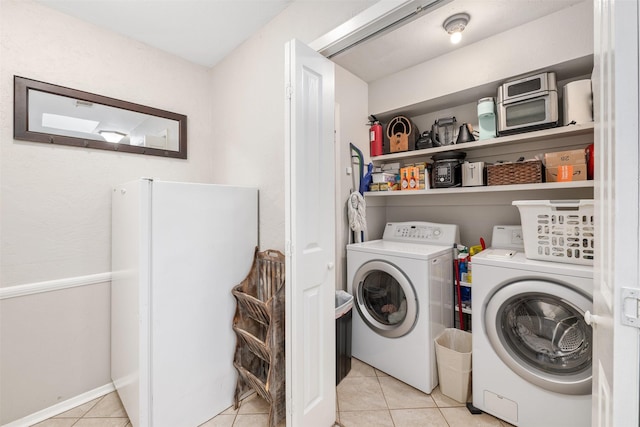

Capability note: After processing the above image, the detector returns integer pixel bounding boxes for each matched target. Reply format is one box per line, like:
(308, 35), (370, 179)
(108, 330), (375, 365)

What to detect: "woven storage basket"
(232, 248), (286, 427)
(513, 200), (594, 265)
(486, 159), (542, 186)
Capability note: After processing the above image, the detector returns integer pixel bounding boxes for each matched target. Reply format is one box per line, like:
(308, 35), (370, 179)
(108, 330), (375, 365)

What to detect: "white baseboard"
(0, 272), (112, 300)
(1, 383), (115, 427)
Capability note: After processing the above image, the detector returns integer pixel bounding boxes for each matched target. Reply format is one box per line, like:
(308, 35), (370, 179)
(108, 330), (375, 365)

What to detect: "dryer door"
(485, 279), (592, 395)
(352, 260), (418, 338)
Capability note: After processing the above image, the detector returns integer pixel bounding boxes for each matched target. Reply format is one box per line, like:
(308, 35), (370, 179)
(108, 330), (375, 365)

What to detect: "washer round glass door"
(352, 260), (418, 338)
(485, 279), (592, 395)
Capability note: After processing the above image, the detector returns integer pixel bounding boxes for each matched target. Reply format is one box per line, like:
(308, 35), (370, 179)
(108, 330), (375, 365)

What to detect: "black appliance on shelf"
(432, 151), (466, 188)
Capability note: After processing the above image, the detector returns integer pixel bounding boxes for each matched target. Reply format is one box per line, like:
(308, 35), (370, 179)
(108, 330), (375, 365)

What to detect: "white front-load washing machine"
(347, 221), (459, 394)
(472, 250), (593, 427)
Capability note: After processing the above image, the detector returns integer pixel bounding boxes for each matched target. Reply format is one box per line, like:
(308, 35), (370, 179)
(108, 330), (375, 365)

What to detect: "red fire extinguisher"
(368, 115), (383, 157)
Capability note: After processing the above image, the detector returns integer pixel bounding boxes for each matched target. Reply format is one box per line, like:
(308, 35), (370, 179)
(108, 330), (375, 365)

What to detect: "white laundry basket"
(434, 328), (472, 403)
(513, 200), (594, 265)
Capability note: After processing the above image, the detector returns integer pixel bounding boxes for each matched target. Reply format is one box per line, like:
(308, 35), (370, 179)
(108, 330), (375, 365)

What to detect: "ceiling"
(34, 0), (293, 68)
(34, 0), (585, 81)
(331, 0), (587, 82)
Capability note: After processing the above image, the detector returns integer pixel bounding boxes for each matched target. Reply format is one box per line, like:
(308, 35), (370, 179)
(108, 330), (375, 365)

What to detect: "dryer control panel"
(382, 222), (460, 245)
(491, 225), (525, 250)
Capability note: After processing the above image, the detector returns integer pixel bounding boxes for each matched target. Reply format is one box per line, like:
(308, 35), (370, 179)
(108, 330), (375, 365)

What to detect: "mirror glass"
(14, 76), (187, 158)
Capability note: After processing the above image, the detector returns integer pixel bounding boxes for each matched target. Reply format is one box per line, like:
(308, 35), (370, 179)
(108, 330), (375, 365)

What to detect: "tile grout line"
(436, 406), (453, 427)
(82, 394), (106, 419)
(374, 369), (396, 427)
(434, 394), (456, 427)
(68, 394), (106, 426)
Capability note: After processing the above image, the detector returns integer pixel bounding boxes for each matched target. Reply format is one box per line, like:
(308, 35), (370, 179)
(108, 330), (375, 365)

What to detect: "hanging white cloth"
(347, 191), (367, 243)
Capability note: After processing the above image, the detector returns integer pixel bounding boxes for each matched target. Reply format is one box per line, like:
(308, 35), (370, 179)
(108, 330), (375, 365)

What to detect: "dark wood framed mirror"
(14, 76), (188, 159)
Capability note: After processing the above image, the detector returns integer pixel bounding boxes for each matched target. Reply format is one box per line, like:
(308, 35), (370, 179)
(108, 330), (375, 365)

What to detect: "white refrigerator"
(111, 179), (258, 427)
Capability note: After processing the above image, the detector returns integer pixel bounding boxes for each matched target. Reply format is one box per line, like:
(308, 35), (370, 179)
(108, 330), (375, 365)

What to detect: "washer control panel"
(382, 222), (459, 245)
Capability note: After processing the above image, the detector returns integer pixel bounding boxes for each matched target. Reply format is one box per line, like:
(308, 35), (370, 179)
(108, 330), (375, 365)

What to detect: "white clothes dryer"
(347, 221), (459, 394)
(472, 250), (593, 427)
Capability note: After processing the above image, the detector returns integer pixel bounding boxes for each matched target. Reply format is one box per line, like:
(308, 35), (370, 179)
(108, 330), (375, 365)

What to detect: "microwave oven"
(497, 71), (559, 135)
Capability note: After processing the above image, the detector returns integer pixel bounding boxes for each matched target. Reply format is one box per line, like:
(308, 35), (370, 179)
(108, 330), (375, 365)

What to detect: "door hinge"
(285, 240), (293, 257)
(285, 85), (293, 100)
(621, 287), (640, 328)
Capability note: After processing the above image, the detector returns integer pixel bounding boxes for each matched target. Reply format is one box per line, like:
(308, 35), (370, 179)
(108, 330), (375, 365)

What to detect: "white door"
(591, 0), (640, 425)
(285, 39), (336, 427)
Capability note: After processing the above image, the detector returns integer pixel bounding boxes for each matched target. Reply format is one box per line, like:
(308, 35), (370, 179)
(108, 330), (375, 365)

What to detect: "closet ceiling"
(332, 0), (587, 82)
(35, 0), (585, 79)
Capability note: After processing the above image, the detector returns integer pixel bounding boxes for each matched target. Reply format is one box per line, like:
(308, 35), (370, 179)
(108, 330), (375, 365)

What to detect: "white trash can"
(435, 328), (472, 403)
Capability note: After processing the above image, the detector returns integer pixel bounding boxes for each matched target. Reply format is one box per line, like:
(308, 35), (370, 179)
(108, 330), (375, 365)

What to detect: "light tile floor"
(33, 358), (514, 427)
(336, 358), (514, 427)
(33, 391), (131, 427)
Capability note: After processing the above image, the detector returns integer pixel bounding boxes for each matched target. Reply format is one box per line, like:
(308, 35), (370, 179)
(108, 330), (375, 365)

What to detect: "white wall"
(208, 0), (376, 252)
(0, 283), (111, 424)
(0, 0), (214, 423)
(335, 65), (369, 290)
(368, 0), (594, 116)
(0, 0), (376, 423)
(1, 0), (215, 288)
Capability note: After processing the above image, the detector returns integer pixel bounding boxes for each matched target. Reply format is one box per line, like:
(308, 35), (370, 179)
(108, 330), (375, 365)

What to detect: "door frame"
(591, 0), (640, 425)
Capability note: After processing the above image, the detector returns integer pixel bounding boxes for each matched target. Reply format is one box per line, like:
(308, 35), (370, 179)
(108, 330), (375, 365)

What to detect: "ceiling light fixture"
(99, 130), (127, 143)
(443, 13), (470, 45)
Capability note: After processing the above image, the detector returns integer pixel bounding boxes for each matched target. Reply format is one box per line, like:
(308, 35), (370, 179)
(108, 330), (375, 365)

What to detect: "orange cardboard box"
(545, 149), (587, 182)
(546, 164), (587, 182)
(545, 149), (586, 167)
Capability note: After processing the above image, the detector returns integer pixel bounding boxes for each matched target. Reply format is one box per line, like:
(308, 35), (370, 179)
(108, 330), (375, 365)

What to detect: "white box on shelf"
(372, 172), (396, 183)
